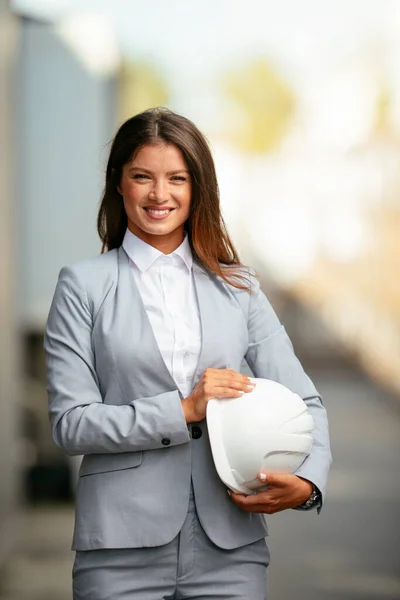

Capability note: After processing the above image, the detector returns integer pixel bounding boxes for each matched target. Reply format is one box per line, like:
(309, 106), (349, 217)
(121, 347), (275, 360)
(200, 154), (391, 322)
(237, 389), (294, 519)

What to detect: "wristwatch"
(295, 484), (322, 511)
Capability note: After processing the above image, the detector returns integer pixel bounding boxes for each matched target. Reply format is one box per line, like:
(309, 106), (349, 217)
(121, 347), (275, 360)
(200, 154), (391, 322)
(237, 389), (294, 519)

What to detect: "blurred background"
(1, 0), (400, 598)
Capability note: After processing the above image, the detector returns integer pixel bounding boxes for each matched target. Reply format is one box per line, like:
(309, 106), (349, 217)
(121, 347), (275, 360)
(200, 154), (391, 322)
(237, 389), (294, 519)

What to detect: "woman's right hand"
(182, 368), (256, 423)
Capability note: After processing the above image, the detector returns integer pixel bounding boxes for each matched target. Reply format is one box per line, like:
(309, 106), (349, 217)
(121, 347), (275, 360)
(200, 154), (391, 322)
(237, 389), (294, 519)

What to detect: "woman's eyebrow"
(128, 166), (152, 173)
(167, 169), (190, 174)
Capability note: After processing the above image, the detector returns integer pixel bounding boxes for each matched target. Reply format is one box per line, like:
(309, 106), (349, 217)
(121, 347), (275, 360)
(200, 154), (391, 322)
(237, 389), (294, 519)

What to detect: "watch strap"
(295, 484), (322, 511)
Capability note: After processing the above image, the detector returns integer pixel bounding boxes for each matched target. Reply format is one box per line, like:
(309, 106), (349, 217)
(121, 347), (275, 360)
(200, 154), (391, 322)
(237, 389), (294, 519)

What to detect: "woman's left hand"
(228, 473), (313, 515)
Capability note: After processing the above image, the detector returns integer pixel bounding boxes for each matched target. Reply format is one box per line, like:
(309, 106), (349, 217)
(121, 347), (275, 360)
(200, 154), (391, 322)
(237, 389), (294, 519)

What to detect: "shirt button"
(191, 426), (202, 440)
(161, 438), (171, 446)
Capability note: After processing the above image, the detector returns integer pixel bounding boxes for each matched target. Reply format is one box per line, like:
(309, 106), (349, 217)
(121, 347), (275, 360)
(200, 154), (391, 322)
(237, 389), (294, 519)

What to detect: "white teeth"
(146, 209), (170, 215)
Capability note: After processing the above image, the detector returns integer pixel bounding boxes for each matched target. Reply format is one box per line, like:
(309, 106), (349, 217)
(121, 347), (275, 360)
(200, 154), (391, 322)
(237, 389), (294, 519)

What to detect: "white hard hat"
(206, 378), (314, 495)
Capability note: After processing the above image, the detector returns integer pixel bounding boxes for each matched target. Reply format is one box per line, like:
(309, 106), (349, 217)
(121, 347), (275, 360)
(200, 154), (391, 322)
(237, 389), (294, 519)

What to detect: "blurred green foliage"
(118, 60), (170, 121)
(222, 58), (295, 153)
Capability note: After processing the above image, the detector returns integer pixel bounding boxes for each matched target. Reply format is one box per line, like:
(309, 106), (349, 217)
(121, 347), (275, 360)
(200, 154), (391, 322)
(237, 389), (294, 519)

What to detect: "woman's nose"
(150, 179), (169, 202)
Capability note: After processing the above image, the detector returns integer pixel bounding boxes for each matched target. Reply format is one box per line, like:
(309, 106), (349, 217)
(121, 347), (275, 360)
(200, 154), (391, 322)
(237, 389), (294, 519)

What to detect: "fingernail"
(238, 391), (245, 395)
(258, 473), (267, 482)
(227, 489), (231, 496)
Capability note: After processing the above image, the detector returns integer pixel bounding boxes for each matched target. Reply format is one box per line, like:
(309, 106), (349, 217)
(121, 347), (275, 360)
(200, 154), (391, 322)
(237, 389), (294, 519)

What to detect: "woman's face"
(118, 143), (192, 253)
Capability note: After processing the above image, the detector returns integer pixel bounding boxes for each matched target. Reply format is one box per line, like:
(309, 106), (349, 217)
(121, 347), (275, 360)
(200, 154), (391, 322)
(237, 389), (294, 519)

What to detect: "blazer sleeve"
(44, 266), (190, 456)
(244, 277), (332, 503)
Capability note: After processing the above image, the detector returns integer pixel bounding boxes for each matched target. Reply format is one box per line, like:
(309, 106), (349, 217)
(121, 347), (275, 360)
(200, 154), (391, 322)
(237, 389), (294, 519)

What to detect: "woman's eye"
(171, 176), (187, 182)
(133, 173), (150, 180)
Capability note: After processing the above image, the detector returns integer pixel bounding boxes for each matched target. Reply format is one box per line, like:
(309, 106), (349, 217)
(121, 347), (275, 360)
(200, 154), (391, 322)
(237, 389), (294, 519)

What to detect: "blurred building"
(14, 11), (118, 501)
(0, 9), (119, 569)
(16, 13), (117, 330)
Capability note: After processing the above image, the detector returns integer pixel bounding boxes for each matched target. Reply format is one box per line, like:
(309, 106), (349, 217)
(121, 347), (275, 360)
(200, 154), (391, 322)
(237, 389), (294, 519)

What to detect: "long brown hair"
(97, 107), (253, 290)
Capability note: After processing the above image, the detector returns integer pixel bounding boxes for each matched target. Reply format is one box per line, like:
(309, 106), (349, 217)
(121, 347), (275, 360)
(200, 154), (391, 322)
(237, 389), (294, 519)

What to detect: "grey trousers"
(73, 490), (270, 600)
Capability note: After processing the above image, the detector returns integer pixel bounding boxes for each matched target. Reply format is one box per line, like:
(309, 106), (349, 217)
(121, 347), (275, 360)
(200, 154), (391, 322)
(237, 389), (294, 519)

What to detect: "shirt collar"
(122, 229), (193, 273)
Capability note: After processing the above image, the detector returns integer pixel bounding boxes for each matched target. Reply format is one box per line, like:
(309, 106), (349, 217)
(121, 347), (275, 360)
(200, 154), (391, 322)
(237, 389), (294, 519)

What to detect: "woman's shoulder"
(60, 248), (119, 279)
(220, 264), (260, 295)
(212, 264), (261, 318)
(54, 249), (120, 316)
(57, 249), (120, 300)
(195, 261), (260, 299)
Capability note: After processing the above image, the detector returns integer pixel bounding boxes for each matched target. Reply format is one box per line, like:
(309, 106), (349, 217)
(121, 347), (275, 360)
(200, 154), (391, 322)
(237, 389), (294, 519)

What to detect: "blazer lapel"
(192, 262), (227, 386)
(192, 262), (249, 388)
(113, 247), (179, 398)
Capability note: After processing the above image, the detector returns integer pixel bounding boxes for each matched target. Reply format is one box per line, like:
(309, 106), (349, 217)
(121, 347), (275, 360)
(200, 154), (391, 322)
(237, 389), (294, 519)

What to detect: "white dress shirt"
(122, 229), (202, 398)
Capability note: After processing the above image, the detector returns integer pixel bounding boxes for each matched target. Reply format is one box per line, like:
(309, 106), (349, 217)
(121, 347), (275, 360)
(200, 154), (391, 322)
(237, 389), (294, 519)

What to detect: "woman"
(45, 107), (332, 600)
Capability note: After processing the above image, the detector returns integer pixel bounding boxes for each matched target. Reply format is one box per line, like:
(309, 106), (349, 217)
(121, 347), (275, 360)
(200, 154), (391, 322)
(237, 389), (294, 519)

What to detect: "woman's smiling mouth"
(143, 207), (175, 220)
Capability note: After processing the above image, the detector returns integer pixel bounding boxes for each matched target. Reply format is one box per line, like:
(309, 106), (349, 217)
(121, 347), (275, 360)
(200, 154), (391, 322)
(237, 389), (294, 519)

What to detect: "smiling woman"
(117, 144), (192, 254)
(97, 106), (250, 289)
(45, 106), (331, 600)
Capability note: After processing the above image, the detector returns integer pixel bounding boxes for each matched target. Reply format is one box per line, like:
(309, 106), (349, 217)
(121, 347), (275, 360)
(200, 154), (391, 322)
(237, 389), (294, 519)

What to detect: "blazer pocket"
(79, 451), (143, 477)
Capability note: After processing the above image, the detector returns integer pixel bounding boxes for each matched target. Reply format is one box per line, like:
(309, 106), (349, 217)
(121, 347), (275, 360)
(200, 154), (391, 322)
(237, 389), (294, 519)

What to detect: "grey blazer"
(44, 247), (332, 551)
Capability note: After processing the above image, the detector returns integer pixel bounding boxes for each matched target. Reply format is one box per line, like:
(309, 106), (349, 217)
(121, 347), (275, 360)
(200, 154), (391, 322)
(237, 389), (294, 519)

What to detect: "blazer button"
(161, 438), (171, 446)
(192, 426), (202, 439)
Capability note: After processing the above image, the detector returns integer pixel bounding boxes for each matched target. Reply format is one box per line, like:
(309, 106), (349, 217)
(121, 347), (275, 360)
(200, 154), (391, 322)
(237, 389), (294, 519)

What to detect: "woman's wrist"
(181, 396), (195, 423)
(296, 476), (314, 503)
(181, 395), (200, 424)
